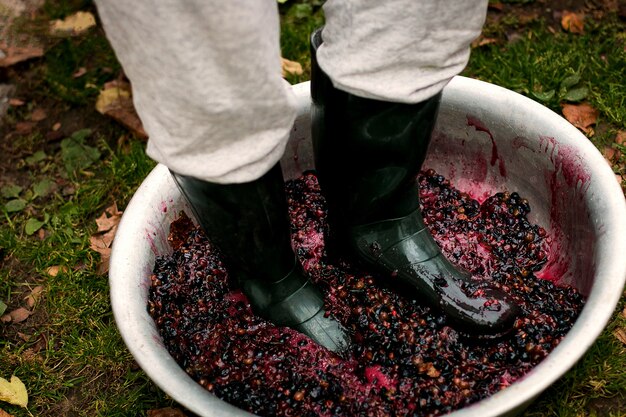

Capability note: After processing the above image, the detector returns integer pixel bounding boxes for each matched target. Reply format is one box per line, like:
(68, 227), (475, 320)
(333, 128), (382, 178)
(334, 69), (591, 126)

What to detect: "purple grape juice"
(149, 170), (584, 417)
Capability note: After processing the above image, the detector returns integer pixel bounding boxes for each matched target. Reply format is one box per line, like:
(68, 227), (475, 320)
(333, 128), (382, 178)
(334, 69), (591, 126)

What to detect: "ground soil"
(0, 0), (623, 415)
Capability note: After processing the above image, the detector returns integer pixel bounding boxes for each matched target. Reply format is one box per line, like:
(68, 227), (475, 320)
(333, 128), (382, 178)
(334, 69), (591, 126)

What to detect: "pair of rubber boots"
(171, 29), (518, 354)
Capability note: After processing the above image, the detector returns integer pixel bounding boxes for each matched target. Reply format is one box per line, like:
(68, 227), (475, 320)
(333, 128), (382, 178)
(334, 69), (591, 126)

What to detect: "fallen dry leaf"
(52, 122), (61, 131)
(614, 328), (626, 345)
(95, 81), (148, 139)
(0, 375), (28, 408)
(2, 307), (31, 324)
(107, 203), (122, 216)
(561, 11), (585, 34)
(471, 36), (498, 48)
(281, 57), (303, 77)
(72, 67), (87, 78)
(0, 44), (44, 67)
(518, 11), (539, 25)
(561, 103), (598, 135)
(603, 146), (621, 164)
(95, 81), (129, 113)
(0, 0), (45, 68)
(14, 121), (34, 135)
(90, 235), (113, 253)
(488, 2), (504, 11)
(90, 203), (123, 274)
(30, 108), (46, 122)
(8, 98), (24, 107)
(147, 407), (186, 417)
(49, 11), (96, 36)
(46, 265), (68, 277)
(90, 227), (115, 249)
(0, 407), (15, 417)
(616, 130), (626, 146)
(24, 286), (44, 309)
(417, 362), (441, 378)
(96, 203), (122, 232)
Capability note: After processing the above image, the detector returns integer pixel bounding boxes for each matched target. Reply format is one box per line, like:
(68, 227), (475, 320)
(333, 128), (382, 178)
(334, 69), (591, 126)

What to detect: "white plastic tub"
(110, 77), (626, 417)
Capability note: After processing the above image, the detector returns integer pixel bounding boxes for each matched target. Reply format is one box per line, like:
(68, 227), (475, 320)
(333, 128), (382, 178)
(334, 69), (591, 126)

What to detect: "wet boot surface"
(171, 165), (350, 353)
(310, 28), (519, 336)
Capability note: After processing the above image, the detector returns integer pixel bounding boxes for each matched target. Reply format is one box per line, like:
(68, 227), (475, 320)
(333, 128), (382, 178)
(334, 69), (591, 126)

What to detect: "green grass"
(465, 15), (626, 148)
(44, 34), (121, 105)
(1, 1), (625, 416)
(1, 135), (158, 415)
(279, 0), (325, 84)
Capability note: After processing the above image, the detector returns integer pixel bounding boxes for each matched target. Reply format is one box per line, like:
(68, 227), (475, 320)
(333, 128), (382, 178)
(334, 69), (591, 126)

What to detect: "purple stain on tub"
(536, 136), (593, 291)
(539, 136), (590, 191)
(146, 230), (159, 256)
(511, 136), (534, 152)
(467, 115), (507, 177)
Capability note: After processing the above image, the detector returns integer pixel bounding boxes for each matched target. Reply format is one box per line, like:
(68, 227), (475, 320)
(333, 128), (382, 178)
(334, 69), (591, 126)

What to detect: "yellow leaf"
(0, 375), (28, 408)
(45, 265), (68, 277)
(50, 11), (96, 36)
(95, 82), (148, 139)
(95, 84), (131, 115)
(281, 57), (303, 77)
(561, 11), (584, 34)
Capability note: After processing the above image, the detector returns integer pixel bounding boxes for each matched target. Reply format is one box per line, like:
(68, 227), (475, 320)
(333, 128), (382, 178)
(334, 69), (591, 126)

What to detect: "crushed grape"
(148, 170), (585, 417)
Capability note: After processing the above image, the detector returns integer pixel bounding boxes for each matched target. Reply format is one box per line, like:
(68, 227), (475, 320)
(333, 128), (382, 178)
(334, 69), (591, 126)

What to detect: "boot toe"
(295, 310), (352, 354)
(449, 289), (520, 337)
(244, 270), (352, 354)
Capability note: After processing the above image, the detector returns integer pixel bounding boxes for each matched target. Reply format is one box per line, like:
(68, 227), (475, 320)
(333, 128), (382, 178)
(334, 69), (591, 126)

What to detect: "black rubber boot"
(171, 164), (351, 353)
(310, 29), (519, 336)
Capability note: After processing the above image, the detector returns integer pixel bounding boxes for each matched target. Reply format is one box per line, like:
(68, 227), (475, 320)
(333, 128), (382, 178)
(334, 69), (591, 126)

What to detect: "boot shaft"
(171, 166), (352, 352)
(171, 165), (295, 283)
(311, 29), (441, 226)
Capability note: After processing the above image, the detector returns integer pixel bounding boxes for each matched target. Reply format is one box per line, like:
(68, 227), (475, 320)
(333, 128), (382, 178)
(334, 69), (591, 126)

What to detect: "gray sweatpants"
(95, 0), (488, 184)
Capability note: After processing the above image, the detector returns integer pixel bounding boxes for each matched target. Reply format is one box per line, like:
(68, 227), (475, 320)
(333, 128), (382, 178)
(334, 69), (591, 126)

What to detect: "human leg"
(95, 0), (350, 352)
(95, 0), (296, 183)
(312, 0), (519, 335)
(317, 0), (489, 104)
(171, 166), (350, 352)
